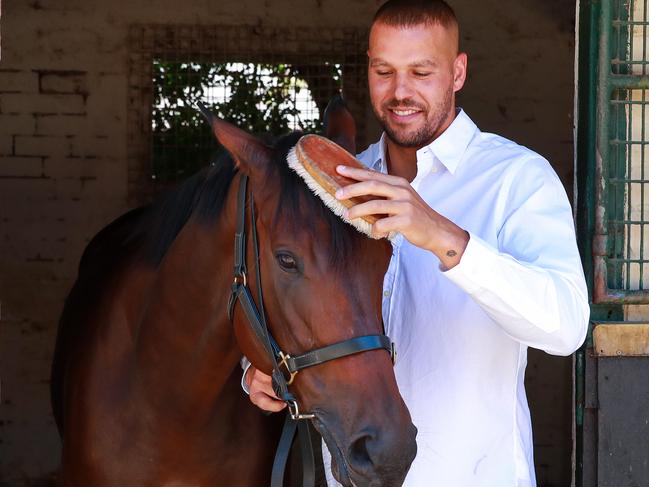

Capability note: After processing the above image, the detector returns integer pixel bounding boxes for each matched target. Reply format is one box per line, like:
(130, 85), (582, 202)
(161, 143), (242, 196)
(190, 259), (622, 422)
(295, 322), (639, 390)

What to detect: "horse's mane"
(73, 132), (359, 278)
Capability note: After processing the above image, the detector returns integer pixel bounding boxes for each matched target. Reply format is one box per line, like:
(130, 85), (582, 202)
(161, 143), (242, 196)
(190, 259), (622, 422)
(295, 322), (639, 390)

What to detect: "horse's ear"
(196, 102), (273, 175)
(323, 95), (357, 155)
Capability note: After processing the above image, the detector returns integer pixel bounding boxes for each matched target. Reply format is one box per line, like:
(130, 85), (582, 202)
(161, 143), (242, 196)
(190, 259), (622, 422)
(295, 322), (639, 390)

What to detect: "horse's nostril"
(348, 430), (376, 469)
(345, 424), (416, 486)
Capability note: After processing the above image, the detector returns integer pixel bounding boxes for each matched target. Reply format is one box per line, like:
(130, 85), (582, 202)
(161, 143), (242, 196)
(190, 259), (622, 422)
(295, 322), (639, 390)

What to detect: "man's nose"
(393, 73), (415, 101)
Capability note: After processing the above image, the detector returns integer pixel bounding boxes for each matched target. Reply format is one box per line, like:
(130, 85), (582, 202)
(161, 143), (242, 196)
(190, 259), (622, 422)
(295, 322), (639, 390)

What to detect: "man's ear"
(323, 95), (357, 155)
(453, 53), (468, 93)
(197, 102), (273, 178)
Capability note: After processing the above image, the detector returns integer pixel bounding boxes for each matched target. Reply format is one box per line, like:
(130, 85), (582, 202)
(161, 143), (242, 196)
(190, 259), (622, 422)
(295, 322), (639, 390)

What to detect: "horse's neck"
(133, 180), (241, 418)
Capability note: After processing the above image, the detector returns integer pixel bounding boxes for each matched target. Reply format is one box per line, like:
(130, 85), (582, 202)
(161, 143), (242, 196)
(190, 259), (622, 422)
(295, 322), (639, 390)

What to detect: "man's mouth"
(387, 106), (424, 122)
(390, 108), (420, 116)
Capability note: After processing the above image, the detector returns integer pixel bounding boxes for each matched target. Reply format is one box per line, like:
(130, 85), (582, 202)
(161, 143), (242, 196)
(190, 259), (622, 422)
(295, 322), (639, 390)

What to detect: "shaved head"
(372, 0), (459, 53)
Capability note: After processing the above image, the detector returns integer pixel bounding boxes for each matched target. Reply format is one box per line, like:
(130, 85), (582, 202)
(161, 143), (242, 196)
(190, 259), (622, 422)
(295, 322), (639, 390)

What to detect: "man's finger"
(336, 180), (409, 201)
(336, 165), (408, 186)
(372, 215), (408, 235)
(346, 199), (408, 220)
(250, 392), (287, 412)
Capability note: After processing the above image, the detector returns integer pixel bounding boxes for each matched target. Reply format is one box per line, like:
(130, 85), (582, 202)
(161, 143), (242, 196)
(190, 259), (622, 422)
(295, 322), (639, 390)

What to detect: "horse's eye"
(276, 252), (298, 272)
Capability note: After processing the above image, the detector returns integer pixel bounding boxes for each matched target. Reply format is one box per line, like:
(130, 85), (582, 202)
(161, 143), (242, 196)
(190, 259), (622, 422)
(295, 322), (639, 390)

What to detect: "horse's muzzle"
(345, 421), (418, 487)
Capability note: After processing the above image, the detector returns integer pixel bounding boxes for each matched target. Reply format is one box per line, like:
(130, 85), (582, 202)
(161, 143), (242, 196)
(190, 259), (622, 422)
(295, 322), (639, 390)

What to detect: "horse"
(50, 98), (417, 487)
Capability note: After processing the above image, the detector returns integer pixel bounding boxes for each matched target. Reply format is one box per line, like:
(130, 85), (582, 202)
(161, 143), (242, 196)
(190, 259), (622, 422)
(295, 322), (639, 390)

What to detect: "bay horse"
(50, 99), (417, 486)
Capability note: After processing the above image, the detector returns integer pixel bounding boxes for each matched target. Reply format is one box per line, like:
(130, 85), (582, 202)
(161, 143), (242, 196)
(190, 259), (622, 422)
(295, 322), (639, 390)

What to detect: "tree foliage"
(152, 61), (328, 182)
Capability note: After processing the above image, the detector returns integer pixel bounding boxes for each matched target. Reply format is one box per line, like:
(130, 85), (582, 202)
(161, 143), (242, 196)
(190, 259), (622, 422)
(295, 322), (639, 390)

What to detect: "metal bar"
(610, 139), (649, 144)
(611, 98), (649, 104)
(608, 220), (649, 225)
(634, 0), (647, 76)
(612, 20), (649, 25)
(593, 0), (615, 301)
(608, 257), (649, 262)
(641, 88), (646, 288)
(608, 178), (649, 183)
(611, 60), (649, 65)
(626, 91), (633, 290)
(631, 0), (636, 70)
(609, 74), (649, 88)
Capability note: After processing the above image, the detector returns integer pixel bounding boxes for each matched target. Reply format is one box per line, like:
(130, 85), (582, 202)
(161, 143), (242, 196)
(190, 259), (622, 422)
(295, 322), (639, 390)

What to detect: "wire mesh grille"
(601, 0), (649, 294)
(127, 25), (368, 200)
(152, 61), (343, 182)
(608, 88), (649, 290)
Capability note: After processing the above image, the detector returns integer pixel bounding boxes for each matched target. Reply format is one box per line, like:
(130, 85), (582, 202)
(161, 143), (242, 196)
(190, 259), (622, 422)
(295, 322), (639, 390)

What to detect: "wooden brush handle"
(297, 135), (387, 224)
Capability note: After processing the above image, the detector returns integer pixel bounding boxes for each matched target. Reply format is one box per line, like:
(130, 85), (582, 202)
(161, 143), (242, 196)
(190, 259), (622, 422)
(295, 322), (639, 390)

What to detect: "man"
(244, 0), (589, 485)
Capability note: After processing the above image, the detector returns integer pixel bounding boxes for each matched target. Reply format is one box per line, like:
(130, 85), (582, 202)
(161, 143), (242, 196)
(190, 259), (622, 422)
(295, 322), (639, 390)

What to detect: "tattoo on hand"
(446, 250), (457, 258)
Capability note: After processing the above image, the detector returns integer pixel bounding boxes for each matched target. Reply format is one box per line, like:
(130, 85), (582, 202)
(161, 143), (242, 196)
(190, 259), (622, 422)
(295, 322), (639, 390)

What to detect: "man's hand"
(335, 165), (469, 270)
(245, 366), (287, 412)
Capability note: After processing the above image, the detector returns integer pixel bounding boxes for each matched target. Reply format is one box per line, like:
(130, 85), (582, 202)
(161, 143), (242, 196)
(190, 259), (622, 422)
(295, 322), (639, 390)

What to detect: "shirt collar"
(367, 109), (478, 176)
(426, 109), (477, 175)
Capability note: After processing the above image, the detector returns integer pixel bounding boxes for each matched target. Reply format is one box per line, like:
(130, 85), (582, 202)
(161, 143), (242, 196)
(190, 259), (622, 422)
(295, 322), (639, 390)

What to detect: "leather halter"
(227, 174), (396, 487)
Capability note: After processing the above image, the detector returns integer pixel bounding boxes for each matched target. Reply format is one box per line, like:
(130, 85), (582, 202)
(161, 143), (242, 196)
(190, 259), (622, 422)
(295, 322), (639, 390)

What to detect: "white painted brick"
(68, 135), (121, 159)
(0, 70), (39, 94)
(1, 93), (85, 115)
(0, 135), (14, 156)
(0, 113), (37, 135)
(0, 156), (44, 178)
(14, 135), (70, 158)
(39, 71), (88, 95)
(34, 114), (88, 137)
(42, 156), (93, 179)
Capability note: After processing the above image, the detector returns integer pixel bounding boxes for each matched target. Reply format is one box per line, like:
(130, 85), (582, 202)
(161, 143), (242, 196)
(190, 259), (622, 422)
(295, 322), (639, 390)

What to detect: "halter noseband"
(227, 174), (396, 487)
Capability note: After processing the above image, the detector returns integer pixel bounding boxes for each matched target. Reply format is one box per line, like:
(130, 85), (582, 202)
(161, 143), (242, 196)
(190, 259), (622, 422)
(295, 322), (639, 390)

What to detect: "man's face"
(368, 21), (466, 148)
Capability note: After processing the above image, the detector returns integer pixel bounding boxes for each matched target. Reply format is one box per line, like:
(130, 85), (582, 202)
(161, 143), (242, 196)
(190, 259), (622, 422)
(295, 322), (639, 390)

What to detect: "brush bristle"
(287, 145), (381, 239)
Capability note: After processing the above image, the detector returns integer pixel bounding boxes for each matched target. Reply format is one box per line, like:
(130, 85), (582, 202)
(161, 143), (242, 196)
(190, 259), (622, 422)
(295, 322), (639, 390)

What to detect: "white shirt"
(323, 109), (589, 487)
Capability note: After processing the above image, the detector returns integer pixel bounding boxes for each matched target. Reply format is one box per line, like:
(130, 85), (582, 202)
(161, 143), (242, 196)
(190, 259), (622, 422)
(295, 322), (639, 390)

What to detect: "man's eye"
(276, 252), (298, 271)
(376, 71), (392, 76)
(414, 72), (431, 77)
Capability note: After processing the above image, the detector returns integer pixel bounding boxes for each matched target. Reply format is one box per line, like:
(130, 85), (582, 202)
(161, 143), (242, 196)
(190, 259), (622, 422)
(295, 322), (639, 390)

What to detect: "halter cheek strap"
(228, 174), (395, 487)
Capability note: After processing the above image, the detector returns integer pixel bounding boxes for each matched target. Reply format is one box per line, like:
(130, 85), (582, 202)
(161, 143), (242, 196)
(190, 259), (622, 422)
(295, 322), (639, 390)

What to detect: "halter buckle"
(287, 400), (315, 420)
(390, 342), (397, 365)
(233, 272), (247, 287)
(278, 351), (298, 385)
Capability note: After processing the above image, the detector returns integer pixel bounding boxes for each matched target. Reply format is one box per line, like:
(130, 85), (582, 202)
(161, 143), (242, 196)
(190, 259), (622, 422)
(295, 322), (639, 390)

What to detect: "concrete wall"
(0, 0), (577, 485)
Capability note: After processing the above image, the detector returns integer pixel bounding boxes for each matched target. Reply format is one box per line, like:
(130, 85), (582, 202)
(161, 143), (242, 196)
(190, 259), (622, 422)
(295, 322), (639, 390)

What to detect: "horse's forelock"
(268, 132), (362, 271)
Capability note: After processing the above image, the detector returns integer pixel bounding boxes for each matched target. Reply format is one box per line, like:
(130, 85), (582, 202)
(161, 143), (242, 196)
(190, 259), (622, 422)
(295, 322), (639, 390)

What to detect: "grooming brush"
(287, 134), (389, 239)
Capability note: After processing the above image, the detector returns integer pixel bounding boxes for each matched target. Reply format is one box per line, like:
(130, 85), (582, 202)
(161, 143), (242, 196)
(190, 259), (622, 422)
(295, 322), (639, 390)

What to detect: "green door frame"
(574, 0), (625, 485)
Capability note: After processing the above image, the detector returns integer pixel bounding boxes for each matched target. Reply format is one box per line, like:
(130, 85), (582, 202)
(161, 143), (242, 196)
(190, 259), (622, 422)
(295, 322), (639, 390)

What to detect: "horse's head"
(204, 99), (417, 486)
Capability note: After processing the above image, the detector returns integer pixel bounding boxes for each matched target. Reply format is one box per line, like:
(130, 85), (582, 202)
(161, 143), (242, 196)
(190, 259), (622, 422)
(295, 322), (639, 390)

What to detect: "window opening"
(127, 25), (368, 204)
(152, 61), (342, 182)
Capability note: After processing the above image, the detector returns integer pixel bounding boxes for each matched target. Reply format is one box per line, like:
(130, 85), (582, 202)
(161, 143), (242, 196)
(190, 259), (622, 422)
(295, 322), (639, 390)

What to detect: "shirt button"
(383, 290), (391, 297)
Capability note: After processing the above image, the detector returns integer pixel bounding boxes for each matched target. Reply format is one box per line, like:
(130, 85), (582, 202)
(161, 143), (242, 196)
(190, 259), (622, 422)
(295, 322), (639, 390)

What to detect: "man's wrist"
(432, 228), (469, 270)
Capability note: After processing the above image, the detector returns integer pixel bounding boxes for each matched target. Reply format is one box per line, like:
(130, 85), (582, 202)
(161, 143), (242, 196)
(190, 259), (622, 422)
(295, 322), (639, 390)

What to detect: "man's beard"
(377, 88), (453, 148)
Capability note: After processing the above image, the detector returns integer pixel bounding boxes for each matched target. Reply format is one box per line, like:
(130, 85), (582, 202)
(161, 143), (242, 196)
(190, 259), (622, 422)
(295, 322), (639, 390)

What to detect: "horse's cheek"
(233, 317), (273, 375)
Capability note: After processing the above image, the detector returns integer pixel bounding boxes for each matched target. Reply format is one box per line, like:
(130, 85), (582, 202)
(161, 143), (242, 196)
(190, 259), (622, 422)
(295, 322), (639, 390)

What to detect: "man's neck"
(385, 139), (418, 182)
(383, 107), (459, 182)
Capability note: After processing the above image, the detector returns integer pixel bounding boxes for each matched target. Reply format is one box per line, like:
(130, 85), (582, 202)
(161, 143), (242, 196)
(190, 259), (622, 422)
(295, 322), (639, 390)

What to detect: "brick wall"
(0, 0), (578, 485)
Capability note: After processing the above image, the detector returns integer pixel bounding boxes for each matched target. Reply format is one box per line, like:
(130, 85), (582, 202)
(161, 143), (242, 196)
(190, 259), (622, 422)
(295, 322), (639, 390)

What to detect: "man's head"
(368, 0), (467, 148)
